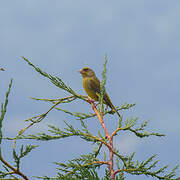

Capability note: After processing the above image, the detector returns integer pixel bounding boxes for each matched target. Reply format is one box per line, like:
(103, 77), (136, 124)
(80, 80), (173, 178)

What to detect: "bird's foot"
(87, 97), (94, 103)
(87, 97), (98, 106)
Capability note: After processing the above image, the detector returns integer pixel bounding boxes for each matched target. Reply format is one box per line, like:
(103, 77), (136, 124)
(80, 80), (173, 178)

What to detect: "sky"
(1, 0), (180, 179)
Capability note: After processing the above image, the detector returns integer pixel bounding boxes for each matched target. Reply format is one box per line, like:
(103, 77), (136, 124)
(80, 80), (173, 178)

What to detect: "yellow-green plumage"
(79, 67), (121, 118)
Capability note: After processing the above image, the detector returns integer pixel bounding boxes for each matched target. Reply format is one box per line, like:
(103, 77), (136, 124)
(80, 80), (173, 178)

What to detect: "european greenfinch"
(79, 67), (121, 118)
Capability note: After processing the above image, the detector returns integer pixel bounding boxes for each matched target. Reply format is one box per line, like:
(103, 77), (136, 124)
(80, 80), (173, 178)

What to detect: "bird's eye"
(83, 68), (88, 71)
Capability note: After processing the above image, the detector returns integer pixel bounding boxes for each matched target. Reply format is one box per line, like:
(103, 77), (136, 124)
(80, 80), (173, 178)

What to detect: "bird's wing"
(89, 78), (113, 108)
(89, 77), (110, 105)
(88, 77), (101, 94)
(88, 78), (121, 118)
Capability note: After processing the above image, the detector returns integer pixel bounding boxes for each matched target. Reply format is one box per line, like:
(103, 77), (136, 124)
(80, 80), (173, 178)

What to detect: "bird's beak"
(78, 69), (83, 74)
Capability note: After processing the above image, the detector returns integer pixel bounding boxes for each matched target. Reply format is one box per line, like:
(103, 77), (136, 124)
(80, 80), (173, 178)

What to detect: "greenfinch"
(79, 67), (121, 118)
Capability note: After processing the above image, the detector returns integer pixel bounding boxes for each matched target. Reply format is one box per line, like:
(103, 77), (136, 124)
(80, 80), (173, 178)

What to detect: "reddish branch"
(0, 150), (29, 180)
(87, 98), (119, 180)
(89, 100), (110, 140)
(90, 161), (110, 165)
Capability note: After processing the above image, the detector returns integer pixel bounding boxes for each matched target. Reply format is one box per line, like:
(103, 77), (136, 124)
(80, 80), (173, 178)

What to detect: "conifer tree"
(0, 56), (179, 180)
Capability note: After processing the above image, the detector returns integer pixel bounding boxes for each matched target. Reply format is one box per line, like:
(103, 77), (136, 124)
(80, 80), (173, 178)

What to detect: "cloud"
(3, 114), (65, 137)
(114, 134), (139, 154)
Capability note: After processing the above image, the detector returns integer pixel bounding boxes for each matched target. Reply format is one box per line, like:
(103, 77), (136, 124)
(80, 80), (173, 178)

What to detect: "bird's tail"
(110, 104), (121, 119)
(104, 93), (121, 119)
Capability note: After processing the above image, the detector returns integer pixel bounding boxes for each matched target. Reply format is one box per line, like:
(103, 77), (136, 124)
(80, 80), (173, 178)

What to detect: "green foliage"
(13, 145), (38, 170)
(20, 57), (179, 180)
(0, 80), (37, 180)
(0, 79), (13, 144)
(21, 56), (83, 100)
(0, 57), (179, 180)
(101, 169), (125, 180)
(122, 118), (165, 138)
(99, 54), (107, 115)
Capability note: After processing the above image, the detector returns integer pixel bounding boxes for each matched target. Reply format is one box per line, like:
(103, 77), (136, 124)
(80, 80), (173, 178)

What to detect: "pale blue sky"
(1, 1), (180, 179)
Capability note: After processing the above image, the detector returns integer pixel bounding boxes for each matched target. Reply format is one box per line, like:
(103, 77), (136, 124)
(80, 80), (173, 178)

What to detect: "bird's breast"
(83, 78), (99, 101)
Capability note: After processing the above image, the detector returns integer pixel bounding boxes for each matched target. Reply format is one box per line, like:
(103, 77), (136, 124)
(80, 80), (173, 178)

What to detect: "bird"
(79, 67), (121, 118)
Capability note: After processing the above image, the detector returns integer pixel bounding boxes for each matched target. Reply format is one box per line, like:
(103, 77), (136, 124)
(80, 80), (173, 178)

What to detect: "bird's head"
(79, 67), (96, 78)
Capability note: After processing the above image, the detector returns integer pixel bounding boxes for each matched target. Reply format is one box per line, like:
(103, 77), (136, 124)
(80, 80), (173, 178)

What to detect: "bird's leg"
(87, 97), (95, 103)
(86, 97), (99, 107)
